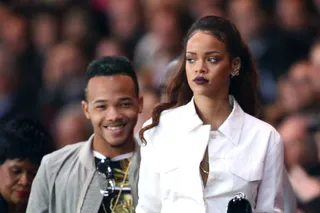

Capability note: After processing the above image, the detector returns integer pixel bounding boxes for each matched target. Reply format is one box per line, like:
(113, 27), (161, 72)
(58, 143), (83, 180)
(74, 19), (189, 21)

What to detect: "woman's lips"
(193, 77), (209, 85)
(16, 191), (29, 198)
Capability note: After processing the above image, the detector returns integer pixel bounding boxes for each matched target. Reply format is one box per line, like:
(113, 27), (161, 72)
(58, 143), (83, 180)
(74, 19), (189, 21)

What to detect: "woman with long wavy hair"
(136, 16), (284, 213)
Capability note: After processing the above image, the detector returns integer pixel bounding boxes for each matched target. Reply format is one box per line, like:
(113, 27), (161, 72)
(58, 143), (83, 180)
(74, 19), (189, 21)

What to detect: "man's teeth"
(107, 125), (124, 130)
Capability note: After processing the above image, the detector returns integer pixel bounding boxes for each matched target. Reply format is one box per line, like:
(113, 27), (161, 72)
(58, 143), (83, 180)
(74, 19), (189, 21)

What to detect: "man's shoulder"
(42, 141), (86, 166)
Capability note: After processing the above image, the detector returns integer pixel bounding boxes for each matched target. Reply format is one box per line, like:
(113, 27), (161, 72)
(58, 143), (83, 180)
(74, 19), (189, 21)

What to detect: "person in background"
(309, 40), (320, 102)
(264, 61), (315, 126)
(134, 89), (159, 135)
(137, 15), (286, 212)
(27, 56), (143, 213)
(39, 42), (86, 127)
(0, 117), (53, 213)
(289, 165), (320, 213)
(53, 101), (92, 149)
(278, 115), (318, 170)
(95, 37), (125, 59)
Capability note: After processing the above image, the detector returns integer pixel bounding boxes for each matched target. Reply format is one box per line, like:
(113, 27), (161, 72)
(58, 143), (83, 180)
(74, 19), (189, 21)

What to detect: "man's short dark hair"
(84, 56), (139, 98)
(0, 117), (53, 165)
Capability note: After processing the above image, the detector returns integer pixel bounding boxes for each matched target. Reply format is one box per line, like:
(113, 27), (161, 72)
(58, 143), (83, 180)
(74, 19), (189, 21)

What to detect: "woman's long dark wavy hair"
(139, 16), (260, 144)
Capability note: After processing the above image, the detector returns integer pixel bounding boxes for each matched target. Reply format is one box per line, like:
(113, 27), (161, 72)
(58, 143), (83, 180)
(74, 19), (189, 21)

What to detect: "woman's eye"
(186, 58), (195, 63)
(12, 168), (22, 175)
(208, 57), (217, 63)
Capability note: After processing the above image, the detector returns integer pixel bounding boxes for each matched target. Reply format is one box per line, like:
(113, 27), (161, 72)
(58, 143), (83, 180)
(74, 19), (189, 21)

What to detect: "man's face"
(0, 159), (38, 205)
(82, 75), (143, 148)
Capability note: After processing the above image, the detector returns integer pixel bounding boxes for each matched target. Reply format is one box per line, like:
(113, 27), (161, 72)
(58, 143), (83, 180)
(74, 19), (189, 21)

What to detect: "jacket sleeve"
(135, 144), (162, 213)
(283, 169), (297, 213)
(26, 155), (50, 213)
(255, 136), (285, 213)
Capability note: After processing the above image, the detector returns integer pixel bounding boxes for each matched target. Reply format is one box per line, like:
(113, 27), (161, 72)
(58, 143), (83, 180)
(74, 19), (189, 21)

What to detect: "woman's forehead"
(1, 159), (39, 169)
(186, 31), (226, 53)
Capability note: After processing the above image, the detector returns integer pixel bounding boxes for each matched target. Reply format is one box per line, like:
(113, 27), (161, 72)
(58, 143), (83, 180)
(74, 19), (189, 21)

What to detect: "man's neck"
(92, 136), (135, 159)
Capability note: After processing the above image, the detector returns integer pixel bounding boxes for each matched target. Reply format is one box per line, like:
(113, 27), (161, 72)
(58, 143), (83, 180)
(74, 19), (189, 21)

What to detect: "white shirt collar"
(93, 150), (133, 161)
(183, 95), (245, 145)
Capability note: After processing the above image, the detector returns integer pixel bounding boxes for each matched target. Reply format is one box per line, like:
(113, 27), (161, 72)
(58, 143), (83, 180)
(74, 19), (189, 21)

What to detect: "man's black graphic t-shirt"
(94, 152), (134, 213)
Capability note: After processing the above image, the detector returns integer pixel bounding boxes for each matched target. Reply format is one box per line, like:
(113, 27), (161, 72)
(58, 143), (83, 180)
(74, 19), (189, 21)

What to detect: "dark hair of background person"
(139, 15), (260, 144)
(0, 116), (53, 165)
(84, 56), (140, 99)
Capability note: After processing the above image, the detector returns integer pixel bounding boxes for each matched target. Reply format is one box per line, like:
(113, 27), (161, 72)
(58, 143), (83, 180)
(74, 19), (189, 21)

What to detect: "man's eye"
(96, 105), (105, 109)
(120, 102), (131, 107)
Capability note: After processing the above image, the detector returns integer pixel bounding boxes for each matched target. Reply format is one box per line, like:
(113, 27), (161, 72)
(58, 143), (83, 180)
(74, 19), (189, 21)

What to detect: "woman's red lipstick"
(16, 191), (29, 198)
(193, 77), (209, 85)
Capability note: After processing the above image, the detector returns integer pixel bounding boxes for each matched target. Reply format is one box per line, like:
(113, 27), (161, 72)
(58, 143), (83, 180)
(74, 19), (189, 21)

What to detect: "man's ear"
(231, 57), (241, 77)
(81, 100), (90, 119)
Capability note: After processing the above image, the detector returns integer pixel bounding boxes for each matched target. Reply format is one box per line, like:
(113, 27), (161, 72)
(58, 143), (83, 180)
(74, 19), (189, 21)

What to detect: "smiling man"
(27, 56), (143, 213)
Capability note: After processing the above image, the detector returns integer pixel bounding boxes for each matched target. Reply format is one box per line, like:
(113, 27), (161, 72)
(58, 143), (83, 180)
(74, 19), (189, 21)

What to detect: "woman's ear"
(231, 57), (241, 77)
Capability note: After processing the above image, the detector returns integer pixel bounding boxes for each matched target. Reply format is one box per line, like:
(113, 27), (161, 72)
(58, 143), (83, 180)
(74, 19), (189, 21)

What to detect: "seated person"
(0, 117), (53, 213)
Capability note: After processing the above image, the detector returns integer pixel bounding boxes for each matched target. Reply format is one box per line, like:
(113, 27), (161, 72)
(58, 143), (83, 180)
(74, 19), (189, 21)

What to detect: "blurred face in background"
(144, 0), (186, 11)
(276, 0), (306, 30)
(310, 43), (320, 93)
(313, 0), (320, 13)
(0, 15), (27, 55)
(0, 5), (11, 30)
(278, 62), (314, 112)
(150, 6), (182, 51)
(31, 13), (58, 52)
(134, 90), (159, 134)
(277, 78), (299, 112)
(95, 38), (124, 58)
(62, 8), (88, 44)
(227, 0), (263, 41)
(288, 62), (314, 108)
(188, 0), (224, 19)
(55, 111), (90, 149)
(0, 159), (38, 206)
(106, 0), (141, 40)
(44, 44), (84, 88)
(278, 116), (309, 169)
(0, 49), (16, 96)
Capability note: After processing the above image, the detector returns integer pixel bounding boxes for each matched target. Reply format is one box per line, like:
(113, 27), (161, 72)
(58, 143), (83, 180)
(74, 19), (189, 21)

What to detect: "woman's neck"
(8, 203), (26, 213)
(194, 95), (232, 130)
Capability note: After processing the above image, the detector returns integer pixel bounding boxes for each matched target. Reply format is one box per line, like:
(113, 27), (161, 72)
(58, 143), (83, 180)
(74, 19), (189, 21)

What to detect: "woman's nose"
(18, 173), (31, 186)
(195, 60), (208, 74)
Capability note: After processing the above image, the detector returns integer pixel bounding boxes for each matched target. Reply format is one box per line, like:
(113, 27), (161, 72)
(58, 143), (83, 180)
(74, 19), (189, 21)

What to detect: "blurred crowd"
(0, 0), (320, 212)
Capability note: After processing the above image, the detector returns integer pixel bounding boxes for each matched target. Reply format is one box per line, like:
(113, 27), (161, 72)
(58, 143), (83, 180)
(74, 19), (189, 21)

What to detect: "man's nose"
(106, 107), (123, 121)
